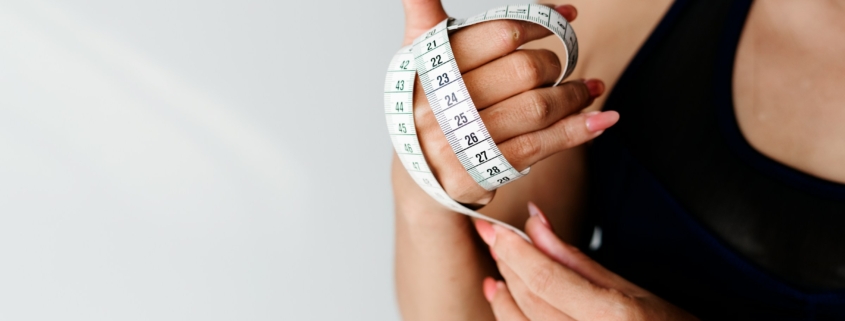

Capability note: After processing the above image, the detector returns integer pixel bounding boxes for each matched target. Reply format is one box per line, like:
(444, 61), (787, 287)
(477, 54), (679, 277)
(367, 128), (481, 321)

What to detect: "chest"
(732, 1), (845, 183)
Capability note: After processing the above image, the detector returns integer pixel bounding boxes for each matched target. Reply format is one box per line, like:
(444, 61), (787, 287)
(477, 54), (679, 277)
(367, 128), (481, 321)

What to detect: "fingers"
(405, 2), (579, 63)
(476, 220), (627, 321)
(498, 109), (619, 171)
(554, 4), (578, 22)
(478, 205), (699, 321)
(462, 49), (562, 109)
(495, 263), (576, 321)
(402, 0), (448, 45)
(484, 277), (529, 321)
(451, 4), (579, 72)
(525, 207), (642, 294)
(481, 81), (593, 143)
(451, 21), (555, 73)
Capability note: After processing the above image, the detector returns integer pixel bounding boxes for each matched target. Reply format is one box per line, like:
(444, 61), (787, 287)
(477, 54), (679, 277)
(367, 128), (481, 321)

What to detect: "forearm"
(392, 154), (496, 321)
(392, 3), (594, 317)
(392, 144), (589, 319)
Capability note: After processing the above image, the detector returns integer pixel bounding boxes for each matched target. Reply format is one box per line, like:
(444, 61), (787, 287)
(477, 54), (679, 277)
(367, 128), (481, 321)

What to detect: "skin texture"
(394, 1), (661, 320)
(733, 0), (845, 184)
(477, 206), (698, 321)
(394, 0), (845, 320)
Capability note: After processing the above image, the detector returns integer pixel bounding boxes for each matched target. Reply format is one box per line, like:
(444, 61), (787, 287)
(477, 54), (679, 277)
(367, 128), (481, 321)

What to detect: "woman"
(393, 0), (845, 319)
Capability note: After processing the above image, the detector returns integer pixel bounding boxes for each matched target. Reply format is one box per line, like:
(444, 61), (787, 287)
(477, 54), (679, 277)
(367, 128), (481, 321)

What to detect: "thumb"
(402, 0), (448, 44)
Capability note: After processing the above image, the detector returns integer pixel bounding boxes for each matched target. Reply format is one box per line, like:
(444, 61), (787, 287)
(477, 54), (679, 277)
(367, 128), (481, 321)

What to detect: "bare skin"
(394, 0), (845, 319)
(733, 0), (845, 184)
(478, 207), (698, 321)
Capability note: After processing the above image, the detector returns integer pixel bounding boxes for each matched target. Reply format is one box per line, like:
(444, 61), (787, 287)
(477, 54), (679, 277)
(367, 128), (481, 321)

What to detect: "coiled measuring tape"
(384, 4), (577, 238)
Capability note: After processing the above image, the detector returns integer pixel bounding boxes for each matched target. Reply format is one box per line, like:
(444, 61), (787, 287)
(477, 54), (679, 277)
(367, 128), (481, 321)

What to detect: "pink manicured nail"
(483, 277), (498, 302)
(474, 220), (497, 246)
(586, 111), (620, 133)
(528, 202), (553, 230)
(584, 79), (605, 98)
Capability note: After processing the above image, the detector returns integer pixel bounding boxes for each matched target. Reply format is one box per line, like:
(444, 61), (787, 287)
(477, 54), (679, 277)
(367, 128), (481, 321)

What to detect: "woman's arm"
(392, 3), (496, 319)
(394, 148), (590, 320)
(393, 6), (600, 320)
(393, 155), (497, 320)
(392, 0), (670, 319)
(392, 1), (599, 320)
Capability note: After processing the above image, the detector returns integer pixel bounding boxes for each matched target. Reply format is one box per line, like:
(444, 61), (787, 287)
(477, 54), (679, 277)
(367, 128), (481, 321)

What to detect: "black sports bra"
(598, 0), (845, 289)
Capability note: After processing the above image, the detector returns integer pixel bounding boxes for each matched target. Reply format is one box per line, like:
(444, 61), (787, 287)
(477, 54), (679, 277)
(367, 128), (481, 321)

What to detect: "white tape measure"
(384, 4), (578, 238)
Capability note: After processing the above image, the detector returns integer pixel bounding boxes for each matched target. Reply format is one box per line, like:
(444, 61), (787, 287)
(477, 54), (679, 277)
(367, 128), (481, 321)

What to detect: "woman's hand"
(474, 205), (698, 321)
(399, 0), (619, 206)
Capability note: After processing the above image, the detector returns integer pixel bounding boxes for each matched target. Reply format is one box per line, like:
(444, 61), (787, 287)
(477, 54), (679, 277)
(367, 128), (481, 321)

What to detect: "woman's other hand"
(474, 205), (698, 320)
(399, 1), (619, 206)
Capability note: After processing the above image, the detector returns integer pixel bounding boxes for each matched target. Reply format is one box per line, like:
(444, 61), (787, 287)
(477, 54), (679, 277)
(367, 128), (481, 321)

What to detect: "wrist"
(392, 153), (470, 229)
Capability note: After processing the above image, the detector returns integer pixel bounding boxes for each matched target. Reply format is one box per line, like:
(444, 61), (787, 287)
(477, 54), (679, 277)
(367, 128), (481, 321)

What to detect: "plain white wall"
(0, 0), (517, 320)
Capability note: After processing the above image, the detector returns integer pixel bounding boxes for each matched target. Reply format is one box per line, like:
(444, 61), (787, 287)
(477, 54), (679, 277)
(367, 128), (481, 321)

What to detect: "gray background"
(0, 0), (513, 320)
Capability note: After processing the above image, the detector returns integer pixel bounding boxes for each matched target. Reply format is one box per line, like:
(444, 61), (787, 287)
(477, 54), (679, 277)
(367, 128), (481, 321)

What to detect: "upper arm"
(478, 0), (672, 243)
(529, 0), (673, 110)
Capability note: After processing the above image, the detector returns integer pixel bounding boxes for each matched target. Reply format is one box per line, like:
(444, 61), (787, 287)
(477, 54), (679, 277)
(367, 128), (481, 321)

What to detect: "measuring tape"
(384, 4), (577, 238)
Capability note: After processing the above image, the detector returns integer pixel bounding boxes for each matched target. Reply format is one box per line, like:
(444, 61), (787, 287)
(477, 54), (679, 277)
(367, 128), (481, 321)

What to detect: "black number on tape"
(383, 5), (579, 240)
(437, 73), (450, 86)
(454, 112), (468, 127)
(464, 132), (478, 146)
(445, 92), (458, 106)
(430, 55), (442, 68)
(487, 166), (500, 176)
(475, 151), (488, 163)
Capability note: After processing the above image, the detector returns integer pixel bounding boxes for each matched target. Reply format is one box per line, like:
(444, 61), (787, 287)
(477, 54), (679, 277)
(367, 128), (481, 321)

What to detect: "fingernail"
(475, 220), (497, 246)
(584, 79), (605, 98)
(528, 201), (553, 230)
(490, 248), (498, 261)
(586, 110), (620, 133)
(483, 277), (498, 302)
(496, 281), (506, 291)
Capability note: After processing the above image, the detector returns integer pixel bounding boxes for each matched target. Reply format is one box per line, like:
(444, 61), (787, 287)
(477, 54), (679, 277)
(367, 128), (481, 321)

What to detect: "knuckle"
(525, 262), (556, 294)
(563, 82), (591, 107)
(441, 172), (469, 199)
(557, 120), (577, 147)
(413, 103), (433, 128)
(524, 91), (552, 125)
(437, 159), (482, 202)
(537, 49), (562, 75)
(493, 21), (526, 52)
(592, 290), (644, 321)
(510, 51), (544, 86)
(511, 134), (541, 163)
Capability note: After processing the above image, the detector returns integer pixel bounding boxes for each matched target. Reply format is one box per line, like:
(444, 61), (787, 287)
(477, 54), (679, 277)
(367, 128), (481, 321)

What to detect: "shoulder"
(529, 0), (673, 109)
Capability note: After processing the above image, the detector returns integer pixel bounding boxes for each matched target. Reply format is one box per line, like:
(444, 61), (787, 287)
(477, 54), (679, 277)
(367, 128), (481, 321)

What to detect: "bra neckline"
(713, 0), (845, 201)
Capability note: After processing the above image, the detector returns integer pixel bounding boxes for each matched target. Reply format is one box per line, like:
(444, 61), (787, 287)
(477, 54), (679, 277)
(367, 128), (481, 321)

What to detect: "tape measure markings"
(384, 4), (577, 239)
